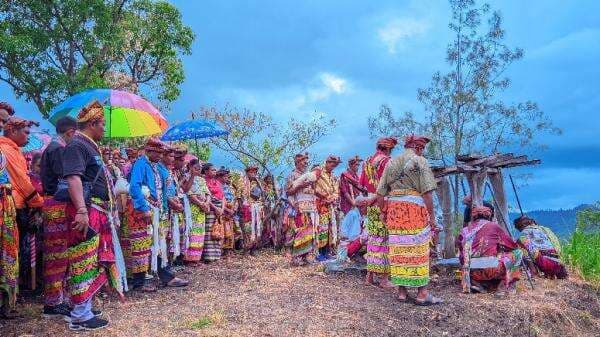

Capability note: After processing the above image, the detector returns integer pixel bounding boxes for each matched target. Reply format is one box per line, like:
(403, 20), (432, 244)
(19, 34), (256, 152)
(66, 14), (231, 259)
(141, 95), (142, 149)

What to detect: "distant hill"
(509, 204), (593, 239)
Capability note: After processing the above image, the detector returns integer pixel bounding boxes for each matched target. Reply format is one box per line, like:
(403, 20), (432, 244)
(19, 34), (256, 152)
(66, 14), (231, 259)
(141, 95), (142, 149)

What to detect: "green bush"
(562, 204), (600, 286)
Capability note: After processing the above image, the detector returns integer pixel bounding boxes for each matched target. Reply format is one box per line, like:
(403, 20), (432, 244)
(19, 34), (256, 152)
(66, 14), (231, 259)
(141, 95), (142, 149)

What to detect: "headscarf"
(404, 134), (431, 149)
(173, 144), (188, 158)
(325, 155), (341, 165)
(376, 137), (398, 149)
(348, 155), (363, 165)
(245, 165), (258, 173)
(514, 215), (535, 228)
(4, 117), (35, 133)
(294, 152), (309, 164)
(77, 100), (104, 123)
(0, 101), (15, 115)
(471, 206), (493, 220)
(145, 137), (164, 153)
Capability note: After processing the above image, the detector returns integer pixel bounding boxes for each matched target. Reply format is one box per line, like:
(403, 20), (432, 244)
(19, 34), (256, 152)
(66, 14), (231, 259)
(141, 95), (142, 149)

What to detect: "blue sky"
(2, 0), (599, 211)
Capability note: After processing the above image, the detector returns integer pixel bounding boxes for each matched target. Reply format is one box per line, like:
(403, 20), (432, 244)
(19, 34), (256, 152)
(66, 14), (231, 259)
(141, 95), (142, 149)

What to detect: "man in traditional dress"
(0, 106), (21, 319)
(61, 101), (122, 330)
(170, 145), (192, 265)
(127, 138), (188, 292)
(39, 116), (77, 319)
(217, 168), (237, 257)
(158, 146), (184, 266)
(361, 137), (397, 287)
(339, 156), (364, 216)
(514, 215), (567, 279)
(241, 166), (264, 255)
(462, 195), (494, 227)
(315, 155), (341, 261)
(285, 153), (317, 266)
(377, 135), (442, 305)
(458, 206), (523, 296)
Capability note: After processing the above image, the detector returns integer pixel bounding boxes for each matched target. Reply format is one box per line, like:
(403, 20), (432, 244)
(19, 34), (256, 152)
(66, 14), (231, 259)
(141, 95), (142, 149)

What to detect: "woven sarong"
(184, 203), (205, 262)
(119, 200), (151, 275)
(471, 250), (523, 287)
(292, 211), (316, 258)
(386, 196), (431, 287)
(316, 201), (330, 249)
(42, 197), (69, 306)
(0, 190), (18, 310)
(202, 200), (222, 262)
(365, 205), (389, 274)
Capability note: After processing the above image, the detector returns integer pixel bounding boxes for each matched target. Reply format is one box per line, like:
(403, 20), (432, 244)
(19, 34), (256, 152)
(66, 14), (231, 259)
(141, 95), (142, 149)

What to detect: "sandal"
(414, 294), (443, 306)
(165, 277), (189, 288)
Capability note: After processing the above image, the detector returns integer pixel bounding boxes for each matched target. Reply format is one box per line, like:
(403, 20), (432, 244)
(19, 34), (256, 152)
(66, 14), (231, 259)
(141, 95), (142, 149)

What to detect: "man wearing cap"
(315, 155), (341, 261)
(61, 101), (121, 330)
(514, 216), (567, 279)
(241, 165), (264, 255)
(458, 206), (523, 296)
(0, 108), (22, 318)
(285, 153), (317, 265)
(361, 137), (397, 287)
(39, 116), (77, 319)
(377, 135), (441, 305)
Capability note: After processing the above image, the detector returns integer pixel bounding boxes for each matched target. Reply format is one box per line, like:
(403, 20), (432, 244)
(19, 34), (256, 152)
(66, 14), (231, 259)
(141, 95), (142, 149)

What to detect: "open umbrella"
(48, 89), (168, 138)
(160, 119), (228, 141)
(23, 131), (53, 153)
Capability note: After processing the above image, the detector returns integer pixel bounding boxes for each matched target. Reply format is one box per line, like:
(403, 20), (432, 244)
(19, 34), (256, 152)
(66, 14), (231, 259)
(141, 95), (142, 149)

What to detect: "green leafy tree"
(0, 0), (194, 117)
(198, 105), (336, 182)
(369, 0), (560, 229)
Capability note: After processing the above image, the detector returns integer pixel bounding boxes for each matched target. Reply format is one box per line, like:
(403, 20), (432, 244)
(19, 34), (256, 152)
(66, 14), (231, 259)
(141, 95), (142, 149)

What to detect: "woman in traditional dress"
(201, 163), (225, 263)
(184, 159), (209, 264)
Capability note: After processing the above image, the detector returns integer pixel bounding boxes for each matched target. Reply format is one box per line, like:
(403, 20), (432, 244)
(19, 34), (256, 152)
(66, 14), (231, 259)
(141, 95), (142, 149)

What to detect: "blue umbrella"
(160, 119), (228, 141)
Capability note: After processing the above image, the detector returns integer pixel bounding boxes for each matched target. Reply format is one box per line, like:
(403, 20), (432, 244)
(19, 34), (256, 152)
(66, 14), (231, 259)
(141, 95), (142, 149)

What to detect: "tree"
(198, 105), (337, 182)
(369, 0), (560, 231)
(0, 0), (194, 117)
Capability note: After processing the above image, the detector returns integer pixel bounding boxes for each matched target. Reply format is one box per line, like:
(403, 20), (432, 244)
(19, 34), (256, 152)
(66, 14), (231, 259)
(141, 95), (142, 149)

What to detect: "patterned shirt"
(315, 168), (339, 202)
(518, 225), (561, 258)
(376, 148), (437, 196)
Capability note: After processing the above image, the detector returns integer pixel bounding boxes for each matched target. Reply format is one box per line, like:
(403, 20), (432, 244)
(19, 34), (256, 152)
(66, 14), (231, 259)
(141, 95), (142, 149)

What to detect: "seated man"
(458, 206), (522, 295)
(514, 215), (568, 279)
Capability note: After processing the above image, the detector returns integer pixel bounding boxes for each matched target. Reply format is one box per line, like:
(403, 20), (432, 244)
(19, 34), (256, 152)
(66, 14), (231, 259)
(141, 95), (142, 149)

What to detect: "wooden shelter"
(432, 153), (540, 257)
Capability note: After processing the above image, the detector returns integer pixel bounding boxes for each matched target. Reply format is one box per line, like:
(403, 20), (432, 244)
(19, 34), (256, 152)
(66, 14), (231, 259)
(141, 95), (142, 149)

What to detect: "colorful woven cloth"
(292, 211), (316, 258)
(365, 206), (389, 274)
(386, 198), (431, 288)
(471, 250), (522, 287)
(201, 200), (222, 262)
(119, 199), (151, 275)
(0, 184), (18, 310)
(184, 203), (206, 262)
(42, 197), (69, 306)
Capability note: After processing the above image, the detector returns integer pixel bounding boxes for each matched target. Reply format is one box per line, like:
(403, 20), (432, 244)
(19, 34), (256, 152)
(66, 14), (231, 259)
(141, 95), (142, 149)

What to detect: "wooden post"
(488, 169), (510, 233)
(436, 177), (455, 258)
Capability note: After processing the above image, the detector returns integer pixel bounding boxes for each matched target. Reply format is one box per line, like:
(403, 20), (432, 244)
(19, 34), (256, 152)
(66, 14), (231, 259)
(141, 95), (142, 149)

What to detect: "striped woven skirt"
(42, 197), (69, 306)
(316, 202), (330, 249)
(202, 200), (222, 262)
(292, 211), (315, 258)
(120, 200), (152, 276)
(386, 197), (431, 288)
(0, 192), (18, 310)
(472, 250), (523, 287)
(184, 203), (205, 262)
(365, 206), (389, 274)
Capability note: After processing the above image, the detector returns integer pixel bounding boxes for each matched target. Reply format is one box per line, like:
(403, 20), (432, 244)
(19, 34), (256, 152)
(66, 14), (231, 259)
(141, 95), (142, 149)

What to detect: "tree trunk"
(488, 170), (511, 234)
(436, 177), (455, 258)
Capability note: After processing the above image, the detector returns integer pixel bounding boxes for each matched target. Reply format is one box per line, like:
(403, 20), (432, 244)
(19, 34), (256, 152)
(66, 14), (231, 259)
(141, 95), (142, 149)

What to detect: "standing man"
(339, 156), (363, 216)
(39, 116), (77, 319)
(62, 101), (122, 330)
(360, 137), (397, 287)
(377, 135), (441, 305)
(285, 153), (317, 266)
(241, 166), (264, 255)
(315, 155), (341, 261)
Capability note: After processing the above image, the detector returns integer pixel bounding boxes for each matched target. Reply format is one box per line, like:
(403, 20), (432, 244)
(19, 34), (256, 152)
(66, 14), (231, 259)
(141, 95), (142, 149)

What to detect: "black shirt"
(40, 139), (65, 195)
(62, 134), (109, 201)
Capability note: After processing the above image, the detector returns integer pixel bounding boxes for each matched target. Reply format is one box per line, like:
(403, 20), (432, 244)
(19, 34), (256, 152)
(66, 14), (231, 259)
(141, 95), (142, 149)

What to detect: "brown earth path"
(2, 251), (599, 337)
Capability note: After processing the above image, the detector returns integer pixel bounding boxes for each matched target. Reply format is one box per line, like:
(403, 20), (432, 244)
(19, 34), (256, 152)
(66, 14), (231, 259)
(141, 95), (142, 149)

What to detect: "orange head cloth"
(376, 137), (398, 149)
(348, 155), (363, 165)
(471, 206), (493, 219)
(4, 116), (33, 133)
(404, 134), (431, 149)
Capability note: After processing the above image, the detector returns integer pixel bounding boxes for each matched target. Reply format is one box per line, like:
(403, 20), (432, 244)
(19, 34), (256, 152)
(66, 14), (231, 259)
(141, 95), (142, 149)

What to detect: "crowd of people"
(0, 100), (567, 331)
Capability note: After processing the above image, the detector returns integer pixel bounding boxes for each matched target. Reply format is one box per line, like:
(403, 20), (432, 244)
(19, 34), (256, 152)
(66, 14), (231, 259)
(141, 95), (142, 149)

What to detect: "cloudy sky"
(3, 0), (599, 211)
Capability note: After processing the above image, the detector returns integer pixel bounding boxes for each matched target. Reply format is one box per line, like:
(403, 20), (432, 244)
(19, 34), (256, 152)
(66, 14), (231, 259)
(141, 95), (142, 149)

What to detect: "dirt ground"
(2, 250), (599, 337)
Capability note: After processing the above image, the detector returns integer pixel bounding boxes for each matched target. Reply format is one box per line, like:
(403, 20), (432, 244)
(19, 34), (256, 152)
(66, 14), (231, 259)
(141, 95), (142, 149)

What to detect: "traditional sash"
(250, 203), (263, 242)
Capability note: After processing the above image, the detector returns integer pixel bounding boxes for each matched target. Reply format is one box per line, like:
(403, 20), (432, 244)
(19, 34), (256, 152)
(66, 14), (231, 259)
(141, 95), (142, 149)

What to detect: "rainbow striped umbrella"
(48, 89), (168, 138)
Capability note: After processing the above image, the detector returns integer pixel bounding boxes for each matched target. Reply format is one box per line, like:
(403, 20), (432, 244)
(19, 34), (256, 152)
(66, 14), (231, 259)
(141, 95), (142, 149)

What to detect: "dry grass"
(1, 250), (598, 337)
